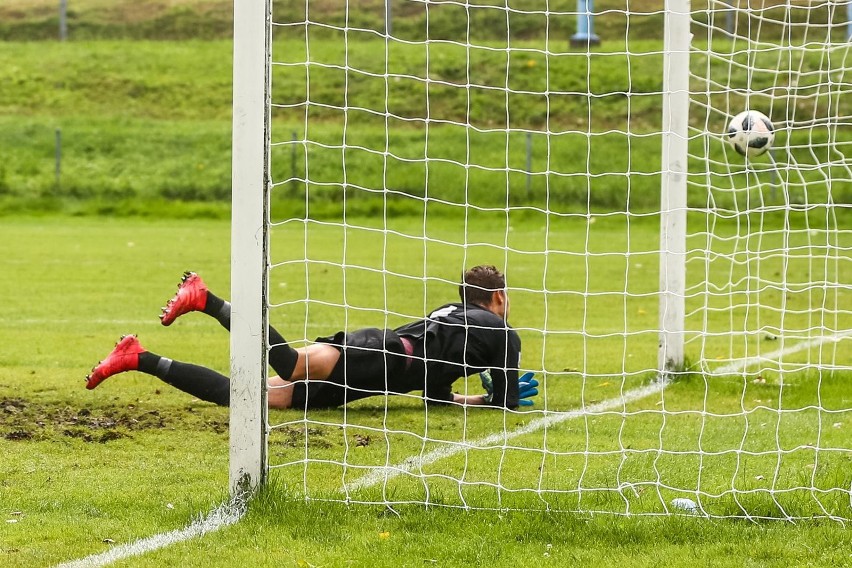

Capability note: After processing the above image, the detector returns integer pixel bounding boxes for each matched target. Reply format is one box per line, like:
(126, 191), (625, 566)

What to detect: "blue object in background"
(570, 0), (601, 47)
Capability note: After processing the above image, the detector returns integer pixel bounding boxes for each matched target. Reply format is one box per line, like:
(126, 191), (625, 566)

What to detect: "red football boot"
(85, 335), (146, 390)
(159, 271), (208, 326)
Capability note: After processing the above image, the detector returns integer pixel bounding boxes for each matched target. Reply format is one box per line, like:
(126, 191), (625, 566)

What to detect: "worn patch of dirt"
(0, 398), (227, 443)
(270, 425), (334, 450)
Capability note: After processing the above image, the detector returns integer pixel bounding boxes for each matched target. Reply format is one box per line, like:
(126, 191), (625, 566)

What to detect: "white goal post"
(659, 0), (691, 375)
(231, 0), (852, 519)
(230, 0), (270, 493)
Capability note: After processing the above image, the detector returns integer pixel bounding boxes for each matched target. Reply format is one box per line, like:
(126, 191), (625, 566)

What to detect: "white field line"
(344, 380), (668, 492)
(345, 332), (851, 493)
(55, 333), (848, 566)
(53, 496), (247, 568)
(709, 331), (852, 376)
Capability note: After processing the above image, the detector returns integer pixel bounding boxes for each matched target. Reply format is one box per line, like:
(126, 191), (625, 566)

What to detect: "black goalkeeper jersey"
(393, 302), (521, 409)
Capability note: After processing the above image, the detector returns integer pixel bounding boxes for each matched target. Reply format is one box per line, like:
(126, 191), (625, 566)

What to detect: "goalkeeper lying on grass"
(86, 265), (538, 410)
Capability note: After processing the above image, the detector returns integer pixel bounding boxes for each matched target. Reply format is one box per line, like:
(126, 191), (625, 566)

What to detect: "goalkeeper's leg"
(85, 334), (231, 404)
(84, 272), (339, 407)
(85, 334), (295, 407)
(85, 281), (338, 407)
(86, 335), (337, 408)
(159, 271), (300, 380)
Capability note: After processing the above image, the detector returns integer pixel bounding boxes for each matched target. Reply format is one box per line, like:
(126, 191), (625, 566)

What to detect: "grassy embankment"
(1, 1), (849, 217)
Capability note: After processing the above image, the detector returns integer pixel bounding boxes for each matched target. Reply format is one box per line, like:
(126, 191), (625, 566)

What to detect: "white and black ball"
(726, 110), (775, 158)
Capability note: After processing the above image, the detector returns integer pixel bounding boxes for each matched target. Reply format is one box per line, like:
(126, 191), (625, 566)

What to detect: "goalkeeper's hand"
(479, 370), (494, 404)
(479, 370), (540, 406)
(517, 372), (539, 407)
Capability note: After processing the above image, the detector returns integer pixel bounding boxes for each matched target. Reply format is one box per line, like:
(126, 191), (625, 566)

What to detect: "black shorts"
(290, 328), (414, 410)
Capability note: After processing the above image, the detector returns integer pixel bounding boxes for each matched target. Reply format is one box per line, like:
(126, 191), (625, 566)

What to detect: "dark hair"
(459, 265), (505, 306)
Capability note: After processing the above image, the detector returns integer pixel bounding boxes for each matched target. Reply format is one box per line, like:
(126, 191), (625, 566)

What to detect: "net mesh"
(260, 0), (851, 519)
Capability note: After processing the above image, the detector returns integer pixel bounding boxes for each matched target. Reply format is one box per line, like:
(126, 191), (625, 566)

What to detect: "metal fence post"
(59, 0), (67, 41)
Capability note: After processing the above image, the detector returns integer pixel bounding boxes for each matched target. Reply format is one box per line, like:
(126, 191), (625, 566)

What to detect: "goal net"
(231, 0), (852, 520)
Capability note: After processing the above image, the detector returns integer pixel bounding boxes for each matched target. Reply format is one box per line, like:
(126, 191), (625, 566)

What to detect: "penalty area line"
(344, 380), (668, 493)
(56, 334), (847, 565)
(54, 495), (247, 568)
(345, 333), (849, 493)
(709, 331), (852, 376)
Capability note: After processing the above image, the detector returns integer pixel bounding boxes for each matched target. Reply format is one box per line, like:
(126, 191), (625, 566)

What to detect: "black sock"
(138, 352), (230, 406)
(269, 327), (299, 379)
(198, 291), (299, 380)
(202, 292), (231, 330)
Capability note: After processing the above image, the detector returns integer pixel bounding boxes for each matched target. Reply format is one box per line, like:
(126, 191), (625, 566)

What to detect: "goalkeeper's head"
(459, 265), (509, 320)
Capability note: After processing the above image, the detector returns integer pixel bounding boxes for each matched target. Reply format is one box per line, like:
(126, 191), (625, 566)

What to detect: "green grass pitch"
(1, 216), (850, 567)
(1, 6), (850, 563)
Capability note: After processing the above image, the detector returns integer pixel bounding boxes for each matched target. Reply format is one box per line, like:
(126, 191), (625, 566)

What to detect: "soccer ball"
(726, 110), (775, 158)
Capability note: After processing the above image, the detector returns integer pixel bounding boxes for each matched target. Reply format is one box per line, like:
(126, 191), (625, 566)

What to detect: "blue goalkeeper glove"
(479, 370), (494, 404)
(479, 371), (539, 406)
(517, 372), (539, 407)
